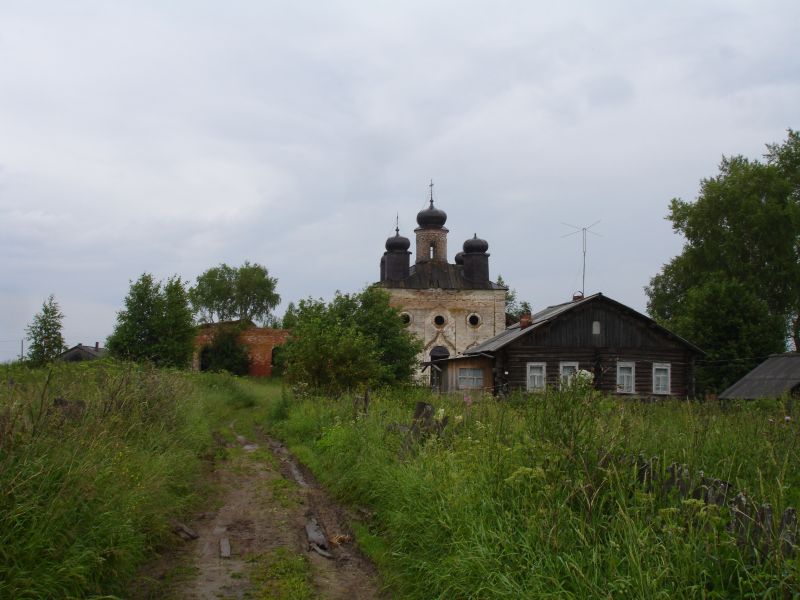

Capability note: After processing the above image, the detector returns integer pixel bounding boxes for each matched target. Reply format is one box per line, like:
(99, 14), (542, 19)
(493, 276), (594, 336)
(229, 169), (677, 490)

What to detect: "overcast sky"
(1, 1), (798, 361)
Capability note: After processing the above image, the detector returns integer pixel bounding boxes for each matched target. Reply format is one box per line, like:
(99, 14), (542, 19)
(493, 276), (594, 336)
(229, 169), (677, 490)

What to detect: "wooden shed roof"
(719, 353), (800, 400)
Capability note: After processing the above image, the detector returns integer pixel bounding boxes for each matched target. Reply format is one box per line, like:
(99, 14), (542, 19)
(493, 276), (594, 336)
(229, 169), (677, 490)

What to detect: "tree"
(107, 274), (196, 368)
(497, 274), (532, 324)
(282, 286), (422, 394)
(25, 294), (67, 366)
(199, 324), (250, 375)
(646, 130), (800, 391)
(189, 261), (280, 325)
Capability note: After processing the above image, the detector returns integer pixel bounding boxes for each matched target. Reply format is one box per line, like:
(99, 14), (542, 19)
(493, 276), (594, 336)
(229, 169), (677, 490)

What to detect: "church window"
(458, 368), (484, 389)
(400, 312), (411, 325)
(434, 315), (446, 327)
(467, 313), (481, 327)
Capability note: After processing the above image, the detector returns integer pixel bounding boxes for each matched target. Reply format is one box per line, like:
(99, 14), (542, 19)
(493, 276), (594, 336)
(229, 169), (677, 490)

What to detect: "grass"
(249, 548), (314, 600)
(0, 361), (284, 600)
(257, 381), (800, 599)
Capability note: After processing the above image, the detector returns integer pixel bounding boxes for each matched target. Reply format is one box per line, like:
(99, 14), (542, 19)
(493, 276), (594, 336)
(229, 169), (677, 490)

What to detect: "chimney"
(95, 341), (100, 350)
(572, 292), (584, 302)
(519, 313), (532, 329)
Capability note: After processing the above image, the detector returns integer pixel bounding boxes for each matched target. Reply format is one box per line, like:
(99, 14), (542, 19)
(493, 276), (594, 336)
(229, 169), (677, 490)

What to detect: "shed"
(719, 353), (800, 400)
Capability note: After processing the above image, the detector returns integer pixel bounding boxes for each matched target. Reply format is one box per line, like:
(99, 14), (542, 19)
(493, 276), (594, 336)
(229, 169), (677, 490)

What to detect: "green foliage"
(199, 324), (251, 375)
(107, 273), (196, 368)
(190, 261), (280, 325)
(0, 362), (213, 598)
(24, 294), (67, 366)
(282, 285), (422, 394)
(496, 274), (531, 323)
(669, 277), (786, 392)
(262, 387), (800, 599)
(647, 131), (800, 390)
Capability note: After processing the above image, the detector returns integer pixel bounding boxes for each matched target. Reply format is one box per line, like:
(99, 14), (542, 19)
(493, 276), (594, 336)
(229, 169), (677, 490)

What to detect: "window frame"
(616, 361), (635, 394)
(559, 361), (580, 386)
(457, 367), (484, 390)
(652, 363), (671, 395)
(526, 362), (547, 392)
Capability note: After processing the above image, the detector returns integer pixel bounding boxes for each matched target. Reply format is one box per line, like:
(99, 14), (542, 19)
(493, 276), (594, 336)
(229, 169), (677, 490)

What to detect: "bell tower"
(414, 180), (448, 263)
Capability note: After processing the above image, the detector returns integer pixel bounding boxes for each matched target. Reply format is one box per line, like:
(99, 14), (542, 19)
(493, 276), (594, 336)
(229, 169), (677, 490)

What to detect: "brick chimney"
(519, 313), (532, 329)
(572, 292), (584, 302)
(95, 341), (100, 350)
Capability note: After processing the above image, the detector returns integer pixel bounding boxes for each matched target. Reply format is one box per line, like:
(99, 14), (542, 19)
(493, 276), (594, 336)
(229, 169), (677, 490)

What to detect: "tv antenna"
(561, 220), (602, 296)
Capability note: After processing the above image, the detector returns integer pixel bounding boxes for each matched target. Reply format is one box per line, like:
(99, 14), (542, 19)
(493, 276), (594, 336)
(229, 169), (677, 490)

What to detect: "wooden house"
(436, 293), (704, 398)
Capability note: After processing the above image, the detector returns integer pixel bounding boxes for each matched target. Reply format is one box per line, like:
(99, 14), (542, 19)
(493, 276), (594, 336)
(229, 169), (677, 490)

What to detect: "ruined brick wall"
(388, 288), (506, 362)
(193, 326), (290, 377)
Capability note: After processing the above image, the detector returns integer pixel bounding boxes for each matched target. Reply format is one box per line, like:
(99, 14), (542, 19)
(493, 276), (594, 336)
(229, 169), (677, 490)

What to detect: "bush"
(199, 325), (251, 376)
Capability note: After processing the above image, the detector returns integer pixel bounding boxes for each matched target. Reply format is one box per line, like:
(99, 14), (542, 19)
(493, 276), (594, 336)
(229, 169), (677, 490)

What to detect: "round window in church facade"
(467, 313), (481, 327)
(400, 312), (412, 325)
(433, 315), (446, 327)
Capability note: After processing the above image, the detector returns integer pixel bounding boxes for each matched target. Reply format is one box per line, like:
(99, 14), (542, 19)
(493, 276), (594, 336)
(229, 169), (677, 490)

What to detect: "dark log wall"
(498, 300), (697, 397)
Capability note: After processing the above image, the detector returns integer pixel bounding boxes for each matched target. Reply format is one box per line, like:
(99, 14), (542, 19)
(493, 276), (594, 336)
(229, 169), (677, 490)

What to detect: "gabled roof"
(58, 344), (108, 360)
(719, 353), (800, 400)
(464, 292), (704, 355)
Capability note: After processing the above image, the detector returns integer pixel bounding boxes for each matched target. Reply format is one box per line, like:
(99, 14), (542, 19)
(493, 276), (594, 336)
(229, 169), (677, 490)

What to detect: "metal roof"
(464, 292), (704, 355)
(719, 353), (800, 400)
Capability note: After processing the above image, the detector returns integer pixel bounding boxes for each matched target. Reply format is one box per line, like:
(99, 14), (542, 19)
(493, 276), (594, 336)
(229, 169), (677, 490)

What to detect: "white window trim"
(652, 363), (671, 395)
(559, 361), (579, 386)
(616, 361), (635, 394)
(526, 362), (546, 392)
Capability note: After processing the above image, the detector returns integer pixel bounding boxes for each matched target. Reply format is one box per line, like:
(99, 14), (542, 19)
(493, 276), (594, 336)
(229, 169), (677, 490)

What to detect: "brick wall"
(194, 326), (290, 377)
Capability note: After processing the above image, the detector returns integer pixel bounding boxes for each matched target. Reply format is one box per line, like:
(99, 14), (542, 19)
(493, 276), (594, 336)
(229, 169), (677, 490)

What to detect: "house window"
(458, 368), (484, 389)
(526, 362), (546, 391)
(653, 363), (671, 395)
(617, 361), (635, 394)
(560, 361), (579, 386)
(592, 321), (601, 335)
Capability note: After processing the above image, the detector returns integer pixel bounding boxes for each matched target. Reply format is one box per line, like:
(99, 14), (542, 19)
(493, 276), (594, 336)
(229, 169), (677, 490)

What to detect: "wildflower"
(463, 393), (473, 408)
(785, 415), (792, 422)
(436, 407), (445, 422)
(454, 415), (463, 425)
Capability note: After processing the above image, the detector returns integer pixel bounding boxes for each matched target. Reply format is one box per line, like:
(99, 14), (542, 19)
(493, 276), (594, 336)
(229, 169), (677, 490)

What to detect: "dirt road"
(136, 429), (382, 599)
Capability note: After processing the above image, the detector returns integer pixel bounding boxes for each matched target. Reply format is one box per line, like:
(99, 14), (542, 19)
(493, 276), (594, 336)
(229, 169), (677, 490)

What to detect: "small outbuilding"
(435, 293), (704, 398)
(719, 353), (800, 400)
(58, 343), (108, 362)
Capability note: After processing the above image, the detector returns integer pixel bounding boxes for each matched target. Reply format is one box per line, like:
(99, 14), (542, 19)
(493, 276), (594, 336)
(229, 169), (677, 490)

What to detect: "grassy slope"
(0, 362), (283, 600)
(260, 384), (799, 599)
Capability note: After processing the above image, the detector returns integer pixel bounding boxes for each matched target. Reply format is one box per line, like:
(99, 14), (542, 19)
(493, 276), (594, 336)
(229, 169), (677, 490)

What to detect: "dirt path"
(136, 428), (382, 599)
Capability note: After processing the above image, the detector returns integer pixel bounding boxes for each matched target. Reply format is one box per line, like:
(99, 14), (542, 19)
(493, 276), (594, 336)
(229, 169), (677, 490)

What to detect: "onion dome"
(385, 227), (411, 252)
(416, 198), (447, 228)
(463, 233), (489, 253)
(454, 251), (464, 265)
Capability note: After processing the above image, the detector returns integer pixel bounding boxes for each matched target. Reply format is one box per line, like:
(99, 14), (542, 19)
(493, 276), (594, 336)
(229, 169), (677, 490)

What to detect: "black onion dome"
(454, 251), (464, 265)
(463, 233), (489, 253)
(416, 199), (447, 228)
(385, 228), (411, 252)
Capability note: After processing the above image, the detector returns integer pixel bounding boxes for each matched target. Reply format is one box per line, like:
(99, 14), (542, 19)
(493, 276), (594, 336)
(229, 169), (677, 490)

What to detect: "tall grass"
(0, 361), (219, 599)
(262, 384), (799, 598)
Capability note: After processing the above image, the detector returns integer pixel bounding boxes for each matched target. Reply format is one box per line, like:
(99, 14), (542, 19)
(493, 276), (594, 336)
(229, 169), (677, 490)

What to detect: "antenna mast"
(561, 220), (602, 296)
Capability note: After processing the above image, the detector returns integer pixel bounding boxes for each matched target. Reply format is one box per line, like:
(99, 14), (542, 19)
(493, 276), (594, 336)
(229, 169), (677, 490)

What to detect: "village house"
(435, 292), (704, 398)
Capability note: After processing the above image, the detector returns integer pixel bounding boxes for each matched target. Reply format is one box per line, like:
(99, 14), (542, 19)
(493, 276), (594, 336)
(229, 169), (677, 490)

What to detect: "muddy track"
(135, 429), (382, 599)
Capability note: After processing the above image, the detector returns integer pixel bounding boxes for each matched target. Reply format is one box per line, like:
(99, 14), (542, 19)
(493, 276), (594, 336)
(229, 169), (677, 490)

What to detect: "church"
(378, 186), (507, 377)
